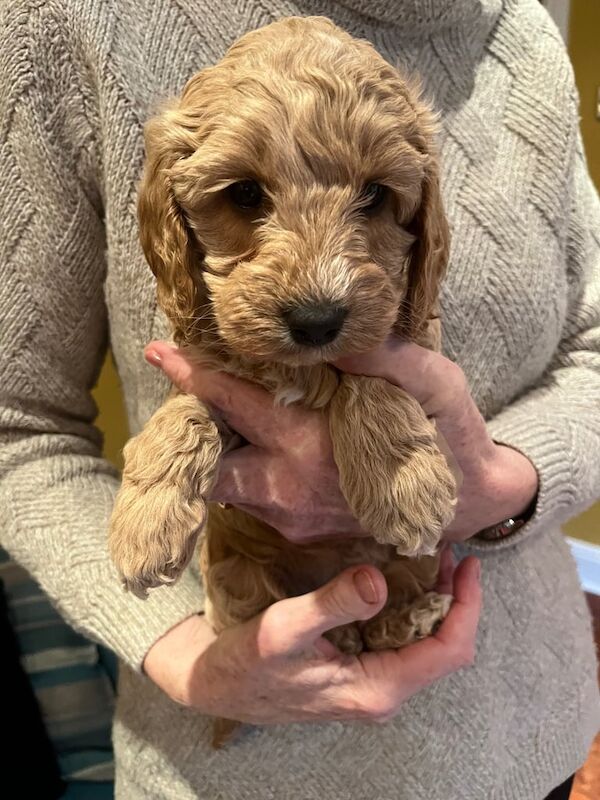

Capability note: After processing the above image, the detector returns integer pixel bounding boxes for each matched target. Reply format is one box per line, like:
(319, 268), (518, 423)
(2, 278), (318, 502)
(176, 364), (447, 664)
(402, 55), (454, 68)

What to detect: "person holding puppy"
(0, 2), (598, 800)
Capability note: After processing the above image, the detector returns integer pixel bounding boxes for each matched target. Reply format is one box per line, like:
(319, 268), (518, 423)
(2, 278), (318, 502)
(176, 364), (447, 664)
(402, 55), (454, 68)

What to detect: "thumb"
(334, 338), (447, 414)
(260, 566), (388, 656)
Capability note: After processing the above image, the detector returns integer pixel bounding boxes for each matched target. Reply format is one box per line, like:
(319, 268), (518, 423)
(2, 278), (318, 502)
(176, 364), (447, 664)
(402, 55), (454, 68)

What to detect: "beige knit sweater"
(1, 0), (599, 798)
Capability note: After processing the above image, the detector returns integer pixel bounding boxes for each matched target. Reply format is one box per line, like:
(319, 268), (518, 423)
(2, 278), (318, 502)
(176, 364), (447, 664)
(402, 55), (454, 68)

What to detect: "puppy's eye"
(228, 179), (264, 209)
(361, 182), (387, 211)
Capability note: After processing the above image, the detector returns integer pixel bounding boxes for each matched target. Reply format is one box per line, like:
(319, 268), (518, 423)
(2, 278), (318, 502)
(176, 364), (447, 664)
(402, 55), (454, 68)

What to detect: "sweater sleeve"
(468, 131), (600, 552)
(0, 2), (203, 669)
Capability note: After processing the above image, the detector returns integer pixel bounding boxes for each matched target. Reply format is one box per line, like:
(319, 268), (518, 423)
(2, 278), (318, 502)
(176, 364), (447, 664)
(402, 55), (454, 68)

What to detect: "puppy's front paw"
(109, 482), (207, 598)
(108, 393), (222, 597)
(381, 446), (457, 556)
(330, 375), (457, 555)
(362, 592), (452, 650)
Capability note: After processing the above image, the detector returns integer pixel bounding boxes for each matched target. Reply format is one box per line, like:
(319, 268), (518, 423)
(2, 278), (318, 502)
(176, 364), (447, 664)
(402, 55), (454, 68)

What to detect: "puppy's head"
(139, 16), (448, 365)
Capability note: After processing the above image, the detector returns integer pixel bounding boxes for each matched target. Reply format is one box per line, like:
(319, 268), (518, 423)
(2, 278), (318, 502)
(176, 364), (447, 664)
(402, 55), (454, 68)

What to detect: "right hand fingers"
(192, 560), (479, 725)
(357, 556), (481, 720)
(255, 566), (388, 658)
(254, 558), (479, 724)
(433, 555), (482, 654)
(434, 543), (456, 594)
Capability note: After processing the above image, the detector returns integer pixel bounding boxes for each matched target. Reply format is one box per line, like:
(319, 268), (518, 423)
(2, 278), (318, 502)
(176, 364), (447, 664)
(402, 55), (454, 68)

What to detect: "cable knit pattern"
(0, 1), (598, 798)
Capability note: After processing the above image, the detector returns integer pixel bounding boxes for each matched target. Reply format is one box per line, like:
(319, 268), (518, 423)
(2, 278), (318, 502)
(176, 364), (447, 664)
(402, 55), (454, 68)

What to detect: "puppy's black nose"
(283, 303), (347, 347)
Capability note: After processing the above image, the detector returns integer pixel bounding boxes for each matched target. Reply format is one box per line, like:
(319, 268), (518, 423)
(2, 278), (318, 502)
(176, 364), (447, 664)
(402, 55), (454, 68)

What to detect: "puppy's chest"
(196, 347), (340, 411)
(270, 365), (340, 410)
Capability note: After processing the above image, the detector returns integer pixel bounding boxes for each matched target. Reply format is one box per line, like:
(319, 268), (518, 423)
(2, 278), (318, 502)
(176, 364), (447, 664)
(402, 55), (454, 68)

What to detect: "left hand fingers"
(210, 446), (265, 505)
(144, 341), (294, 448)
(335, 338), (494, 466)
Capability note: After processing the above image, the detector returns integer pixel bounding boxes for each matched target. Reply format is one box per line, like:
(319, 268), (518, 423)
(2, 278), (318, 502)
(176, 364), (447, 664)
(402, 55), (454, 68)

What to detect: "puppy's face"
(139, 17), (448, 365)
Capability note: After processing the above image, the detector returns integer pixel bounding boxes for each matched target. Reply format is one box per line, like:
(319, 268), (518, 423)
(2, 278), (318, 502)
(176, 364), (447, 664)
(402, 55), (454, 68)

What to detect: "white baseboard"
(567, 537), (600, 596)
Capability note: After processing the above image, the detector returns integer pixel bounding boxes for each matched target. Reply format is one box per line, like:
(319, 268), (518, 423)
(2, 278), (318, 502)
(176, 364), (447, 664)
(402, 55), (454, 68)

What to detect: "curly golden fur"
(108, 15), (457, 745)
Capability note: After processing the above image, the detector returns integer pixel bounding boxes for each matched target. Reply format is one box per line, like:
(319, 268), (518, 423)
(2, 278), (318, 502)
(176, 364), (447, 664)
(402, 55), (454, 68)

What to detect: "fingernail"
(474, 559), (481, 580)
(145, 349), (162, 366)
(353, 569), (379, 604)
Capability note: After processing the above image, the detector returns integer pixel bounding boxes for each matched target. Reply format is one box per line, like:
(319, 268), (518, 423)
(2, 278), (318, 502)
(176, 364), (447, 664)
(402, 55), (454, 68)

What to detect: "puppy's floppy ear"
(137, 103), (207, 345)
(397, 104), (450, 346)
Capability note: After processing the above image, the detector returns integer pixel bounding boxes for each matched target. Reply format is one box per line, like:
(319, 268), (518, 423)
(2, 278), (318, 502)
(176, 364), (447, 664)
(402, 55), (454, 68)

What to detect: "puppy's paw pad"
(409, 591), (452, 638)
(383, 450), (457, 555)
(362, 592), (452, 650)
(362, 607), (415, 651)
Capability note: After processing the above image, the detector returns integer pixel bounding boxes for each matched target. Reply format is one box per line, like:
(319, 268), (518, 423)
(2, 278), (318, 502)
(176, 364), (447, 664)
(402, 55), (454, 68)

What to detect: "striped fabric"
(0, 548), (116, 785)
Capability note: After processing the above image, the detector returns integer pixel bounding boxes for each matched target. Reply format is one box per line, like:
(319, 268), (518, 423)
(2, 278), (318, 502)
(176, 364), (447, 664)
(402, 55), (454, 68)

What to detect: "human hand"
(143, 554), (481, 724)
(146, 336), (538, 544)
(145, 341), (362, 543)
(336, 339), (539, 541)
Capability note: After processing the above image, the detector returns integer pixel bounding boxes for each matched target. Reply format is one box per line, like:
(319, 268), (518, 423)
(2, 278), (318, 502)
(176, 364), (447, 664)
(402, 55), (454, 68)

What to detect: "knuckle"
(320, 583), (351, 620)
(255, 630), (277, 660)
(280, 523), (303, 544)
(170, 362), (196, 395)
(450, 642), (476, 670)
(365, 694), (396, 723)
(445, 359), (465, 384)
(461, 644), (477, 668)
(254, 607), (285, 659)
(444, 360), (468, 395)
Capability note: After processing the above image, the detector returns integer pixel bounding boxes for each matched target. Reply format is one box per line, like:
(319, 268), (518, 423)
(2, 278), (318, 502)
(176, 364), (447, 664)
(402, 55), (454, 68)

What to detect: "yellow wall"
(93, 2), (600, 541)
(569, 0), (600, 188)
(92, 352), (128, 472)
(562, 0), (600, 543)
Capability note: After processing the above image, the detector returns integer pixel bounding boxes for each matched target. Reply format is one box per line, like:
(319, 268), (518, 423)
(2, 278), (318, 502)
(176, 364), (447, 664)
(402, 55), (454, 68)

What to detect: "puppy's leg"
(206, 569), (280, 748)
(362, 553), (451, 650)
(109, 393), (222, 596)
(329, 374), (456, 555)
(200, 518), (288, 748)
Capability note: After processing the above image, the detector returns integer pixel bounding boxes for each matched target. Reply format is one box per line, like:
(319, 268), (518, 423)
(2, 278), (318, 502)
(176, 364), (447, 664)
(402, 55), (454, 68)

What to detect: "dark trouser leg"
(544, 775), (575, 800)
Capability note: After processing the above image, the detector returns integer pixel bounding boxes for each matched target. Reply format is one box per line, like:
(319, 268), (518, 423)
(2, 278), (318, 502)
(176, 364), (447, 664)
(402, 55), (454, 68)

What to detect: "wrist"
(480, 443), (539, 528)
(143, 613), (216, 707)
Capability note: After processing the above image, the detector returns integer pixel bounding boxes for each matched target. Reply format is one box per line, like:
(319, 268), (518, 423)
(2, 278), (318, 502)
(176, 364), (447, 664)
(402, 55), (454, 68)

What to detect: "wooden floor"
(572, 734), (600, 799)
(571, 595), (600, 800)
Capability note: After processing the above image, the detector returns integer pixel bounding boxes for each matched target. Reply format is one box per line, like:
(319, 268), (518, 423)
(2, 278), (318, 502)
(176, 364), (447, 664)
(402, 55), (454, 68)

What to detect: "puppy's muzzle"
(283, 302), (348, 347)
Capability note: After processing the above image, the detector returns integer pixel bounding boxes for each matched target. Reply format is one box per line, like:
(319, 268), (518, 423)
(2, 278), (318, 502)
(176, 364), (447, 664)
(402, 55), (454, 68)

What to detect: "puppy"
(109, 16), (457, 744)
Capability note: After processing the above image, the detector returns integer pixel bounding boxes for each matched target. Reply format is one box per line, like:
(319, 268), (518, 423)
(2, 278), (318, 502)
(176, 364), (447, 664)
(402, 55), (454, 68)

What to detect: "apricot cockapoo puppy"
(109, 15), (457, 742)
